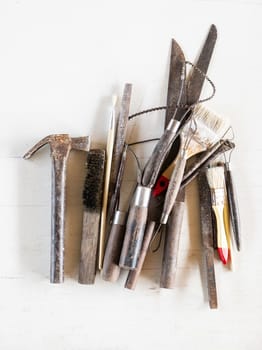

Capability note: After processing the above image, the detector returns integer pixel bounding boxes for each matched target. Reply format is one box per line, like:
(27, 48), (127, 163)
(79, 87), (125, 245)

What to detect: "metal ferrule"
(166, 119), (181, 133)
(113, 210), (126, 225)
(225, 162), (231, 171)
(161, 212), (169, 225)
(211, 188), (225, 206)
(133, 186), (151, 207)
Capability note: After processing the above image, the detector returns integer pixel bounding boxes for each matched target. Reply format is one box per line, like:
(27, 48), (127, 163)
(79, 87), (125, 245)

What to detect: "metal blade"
(187, 24), (217, 106)
(165, 39), (187, 127)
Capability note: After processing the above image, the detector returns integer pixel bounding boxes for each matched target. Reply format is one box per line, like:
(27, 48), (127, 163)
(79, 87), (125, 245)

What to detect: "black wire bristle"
(83, 149), (105, 211)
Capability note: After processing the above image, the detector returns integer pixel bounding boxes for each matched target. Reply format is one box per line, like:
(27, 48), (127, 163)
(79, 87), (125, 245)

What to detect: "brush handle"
(160, 188), (185, 289)
(198, 171), (217, 309)
(223, 196), (234, 271)
(119, 186), (151, 269)
(79, 211), (100, 284)
(125, 221), (156, 290)
(161, 149), (187, 224)
(212, 205), (229, 264)
(50, 156), (68, 284)
(102, 211), (126, 282)
(225, 164), (241, 251)
(142, 119), (181, 187)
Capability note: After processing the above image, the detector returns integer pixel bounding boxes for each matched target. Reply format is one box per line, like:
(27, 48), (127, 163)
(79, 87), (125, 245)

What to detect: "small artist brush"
(79, 149), (105, 284)
(224, 157), (241, 251)
(206, 164), (229, 264)
(99, 96), (117, 269)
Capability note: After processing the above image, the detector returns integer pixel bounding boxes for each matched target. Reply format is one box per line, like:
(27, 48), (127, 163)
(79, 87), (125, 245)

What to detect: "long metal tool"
(119, 40), (186, 270)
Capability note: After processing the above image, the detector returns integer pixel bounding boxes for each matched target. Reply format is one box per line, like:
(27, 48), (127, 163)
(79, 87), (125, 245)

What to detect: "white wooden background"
(1, 1), (262, 349)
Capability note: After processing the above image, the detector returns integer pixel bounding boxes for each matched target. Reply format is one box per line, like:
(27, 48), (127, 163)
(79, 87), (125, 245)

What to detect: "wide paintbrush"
(206, 164), (228, 264)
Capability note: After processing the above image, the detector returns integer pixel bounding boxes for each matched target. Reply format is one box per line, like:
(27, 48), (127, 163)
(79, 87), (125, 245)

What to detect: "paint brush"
(160, 105), (230, 225)
(99, 96), (117, 269)
(206, 165), (229, 264)
(79, 149), (105, 284)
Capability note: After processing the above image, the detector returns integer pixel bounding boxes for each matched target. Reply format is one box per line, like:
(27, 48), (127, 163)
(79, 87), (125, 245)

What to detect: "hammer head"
(23, 135), (90, 159)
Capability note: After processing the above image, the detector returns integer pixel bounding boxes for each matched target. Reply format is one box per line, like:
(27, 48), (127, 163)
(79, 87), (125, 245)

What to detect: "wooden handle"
(50, 156), (68, 284)
(213, 205), (229, 264)
(197, 171), (217, 309)
(160, 189), (185, 289)
(102, 212), (126, 282)
(225, 166), (241, 251)
(78, 211), (100, 284)
(125, 221), (156, 290)
(119, 205), (148, 270)
(142, 121), (180, 187)
(161, 151), (187, 224)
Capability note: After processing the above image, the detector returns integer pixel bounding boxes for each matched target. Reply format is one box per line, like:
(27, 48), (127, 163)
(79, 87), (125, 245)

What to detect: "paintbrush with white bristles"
(160, 104), (230, 225)
(206, 164), (229, 264)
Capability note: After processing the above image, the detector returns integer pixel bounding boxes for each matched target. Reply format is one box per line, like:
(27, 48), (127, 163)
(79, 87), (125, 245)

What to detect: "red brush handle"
(152, 175), (169, 197)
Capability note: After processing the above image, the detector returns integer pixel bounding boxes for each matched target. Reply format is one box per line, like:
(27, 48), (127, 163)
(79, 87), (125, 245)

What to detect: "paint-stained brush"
(79, 149), (105, 284)
(160, 105), (230, 225)
(206, 164), (229, 264)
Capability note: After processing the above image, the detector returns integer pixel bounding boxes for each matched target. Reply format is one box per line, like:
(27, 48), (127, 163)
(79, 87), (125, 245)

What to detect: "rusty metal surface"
(24, 134), (90, 283)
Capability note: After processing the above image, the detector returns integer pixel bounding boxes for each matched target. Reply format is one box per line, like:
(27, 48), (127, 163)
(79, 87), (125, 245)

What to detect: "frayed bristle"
(192, 104), (230, 140)
(206, 165), (225, 189)
(83, 149), (105, 211)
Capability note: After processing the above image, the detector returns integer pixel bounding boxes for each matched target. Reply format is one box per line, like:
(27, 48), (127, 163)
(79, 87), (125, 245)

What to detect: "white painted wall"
(1, 1), (262, 349)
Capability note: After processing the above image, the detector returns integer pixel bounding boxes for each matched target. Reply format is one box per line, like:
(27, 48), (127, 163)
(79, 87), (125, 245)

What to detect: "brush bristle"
(192, 104), (230, 141)
(83, 149), (105, 211)
(206, 165), (225, 189)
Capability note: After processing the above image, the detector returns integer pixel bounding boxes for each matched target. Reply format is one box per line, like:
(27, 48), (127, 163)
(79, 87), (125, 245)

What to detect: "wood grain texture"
(79, 211), (100, 284)
(160, 188), (185, 289)
(119, 205), (148, 270)
(125, 221), (156, 290)
(197, 171), (218, 309)
(102, 218), (126, 282)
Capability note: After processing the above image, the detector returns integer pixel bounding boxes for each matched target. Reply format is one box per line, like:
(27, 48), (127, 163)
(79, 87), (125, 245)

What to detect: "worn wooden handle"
(142, 122), (180, 187)
(125, 221), (156, 290)
(78, 211), (100, 284)
(50, 156), (67, 284)
(102, 212), (126, 282)
(161, 151), (187, 224)
(160, 189), (185, 289)
(225, 167), (241, 251)
(119, 205), (148, 270)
